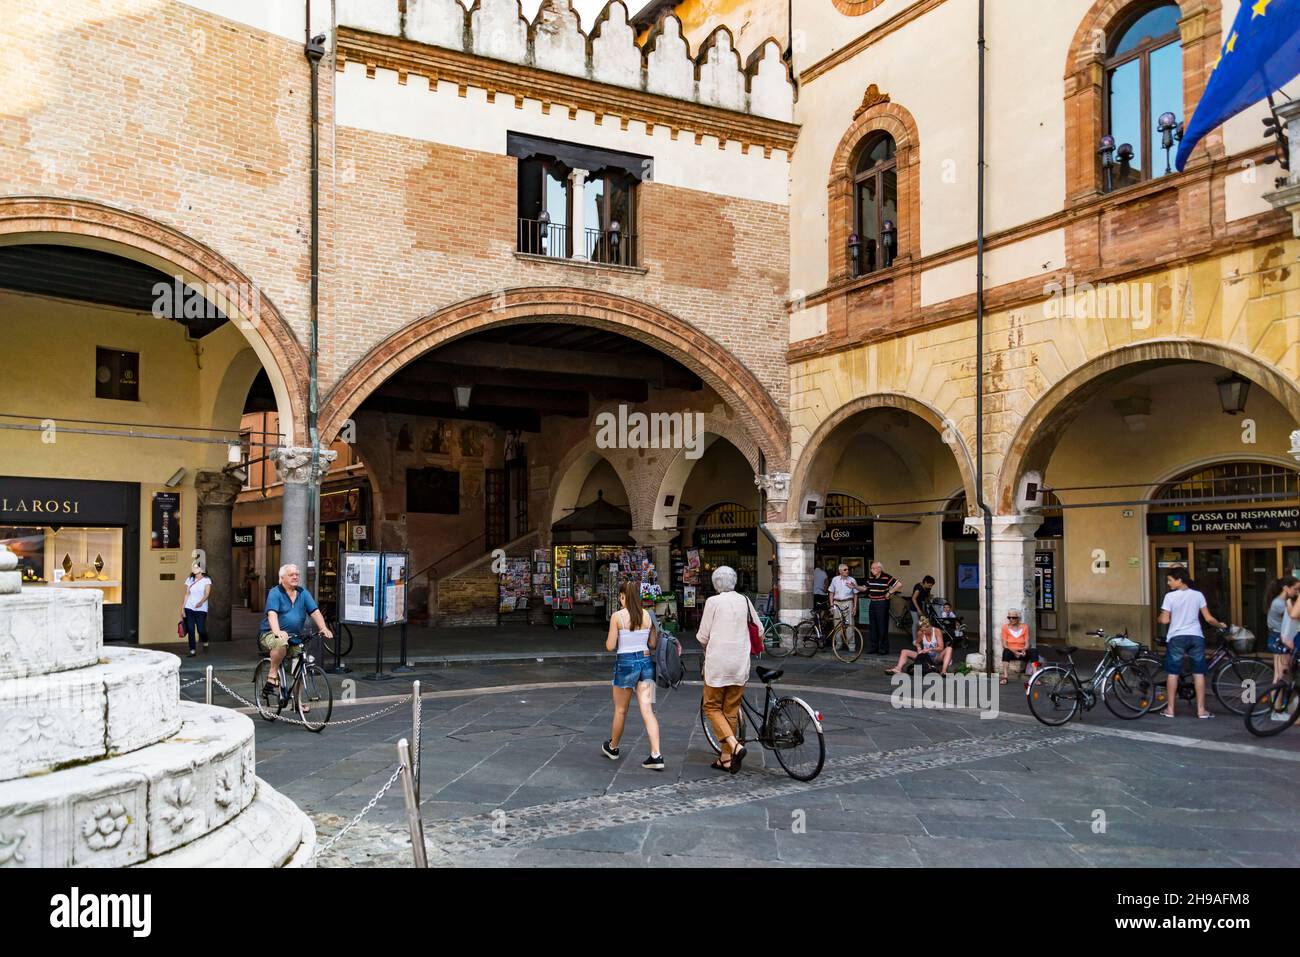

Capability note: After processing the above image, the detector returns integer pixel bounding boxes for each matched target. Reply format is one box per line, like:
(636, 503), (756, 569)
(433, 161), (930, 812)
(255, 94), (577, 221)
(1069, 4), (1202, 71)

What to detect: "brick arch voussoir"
(320, 288), (788, 469)
(0, 196), (309, 442)
(787, 391), (978, 524)
(995, 337), (1300, 513)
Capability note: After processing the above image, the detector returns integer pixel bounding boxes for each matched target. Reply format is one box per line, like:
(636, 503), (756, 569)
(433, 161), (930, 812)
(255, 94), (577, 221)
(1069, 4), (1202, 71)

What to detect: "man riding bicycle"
(260, 563), (333, 705)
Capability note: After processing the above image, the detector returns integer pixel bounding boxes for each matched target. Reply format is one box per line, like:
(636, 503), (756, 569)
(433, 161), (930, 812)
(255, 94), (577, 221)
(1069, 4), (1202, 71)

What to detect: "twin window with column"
(512, 133), (644, 267)
(851, 132), (898, 278)
(1100, 2), (1184, 190)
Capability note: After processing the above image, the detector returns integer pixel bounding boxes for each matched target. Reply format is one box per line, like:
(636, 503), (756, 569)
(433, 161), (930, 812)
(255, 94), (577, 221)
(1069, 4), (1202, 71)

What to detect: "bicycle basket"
(1105, 634), (1141, 661)
(1226, 625), (1256, 654)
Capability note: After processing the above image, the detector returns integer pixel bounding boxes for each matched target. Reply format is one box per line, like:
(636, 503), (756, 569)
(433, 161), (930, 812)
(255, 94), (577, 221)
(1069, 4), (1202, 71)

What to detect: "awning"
(506, 131), (653, 182)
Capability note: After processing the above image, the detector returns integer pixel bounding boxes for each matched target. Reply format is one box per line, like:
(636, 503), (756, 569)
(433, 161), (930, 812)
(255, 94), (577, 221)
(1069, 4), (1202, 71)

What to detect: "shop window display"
(1, 525), (124, 605)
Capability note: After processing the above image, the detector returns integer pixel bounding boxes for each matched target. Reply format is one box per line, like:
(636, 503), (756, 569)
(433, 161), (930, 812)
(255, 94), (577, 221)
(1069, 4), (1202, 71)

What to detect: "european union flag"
(1175, 0), (1300, 171)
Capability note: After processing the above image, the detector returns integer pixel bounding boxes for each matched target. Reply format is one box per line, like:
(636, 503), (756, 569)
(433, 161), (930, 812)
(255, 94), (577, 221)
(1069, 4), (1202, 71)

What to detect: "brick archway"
(319, 287), (789, 469)
(0, 196), (309, 441)
(827, 91), (921, 283)
(996, 338), (1300, 513)
(786, 391), (978, 524)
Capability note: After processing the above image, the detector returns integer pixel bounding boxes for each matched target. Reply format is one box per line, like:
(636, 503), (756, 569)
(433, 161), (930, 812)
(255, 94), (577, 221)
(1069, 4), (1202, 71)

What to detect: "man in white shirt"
(811, 564), (829, 616)
(1158, 566), (1226, 719)
(828, 564), (865, 636)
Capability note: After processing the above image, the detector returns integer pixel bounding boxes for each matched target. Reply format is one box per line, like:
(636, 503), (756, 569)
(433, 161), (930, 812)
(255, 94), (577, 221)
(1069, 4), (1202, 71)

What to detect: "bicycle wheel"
(793, 621), (821, 657)
(1213, 657), (1272, 715)
(296, 664), (333, 732)
(322, 622), (353, 658)
(1245, 681), (1300, 737)
(252, 659), (284, 722)
(699, 700), (748, 756)
(764, 622), (796, 658)
(770, 697), (825, 781)
(832, 623), (864, 663)
(1104, 659), (1160, 719)
(1026, 666), (1082, 726)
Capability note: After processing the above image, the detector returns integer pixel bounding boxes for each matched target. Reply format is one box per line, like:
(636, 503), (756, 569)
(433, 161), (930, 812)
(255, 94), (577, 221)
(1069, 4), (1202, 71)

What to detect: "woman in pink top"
(999, 609), (1030, 685)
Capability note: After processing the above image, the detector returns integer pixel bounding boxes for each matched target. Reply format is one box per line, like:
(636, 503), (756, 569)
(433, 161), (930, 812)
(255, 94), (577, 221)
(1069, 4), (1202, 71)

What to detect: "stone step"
(0, 702), (255, 867)
(0, 588), (102, 680)
(0, 645), (181, 781)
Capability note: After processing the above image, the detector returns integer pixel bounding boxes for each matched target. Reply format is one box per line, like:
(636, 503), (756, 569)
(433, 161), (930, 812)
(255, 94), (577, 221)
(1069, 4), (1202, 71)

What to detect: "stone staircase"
(0, 545), (314, 867)
(431, 529), (540, 627)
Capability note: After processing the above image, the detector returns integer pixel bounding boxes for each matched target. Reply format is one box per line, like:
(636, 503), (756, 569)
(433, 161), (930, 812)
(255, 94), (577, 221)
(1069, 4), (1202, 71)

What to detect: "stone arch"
(787, 392), (978, 524)
(1063, 0), (1221, 200)
(319, 286), (788, 468)
(545, 442), (636, 534)
(649, 412), (762, 530)
(827, 90), (921, 282)
(0, 196), (308, 442)
(831, 0), (889, 15)
(997, 338), (1300, 513)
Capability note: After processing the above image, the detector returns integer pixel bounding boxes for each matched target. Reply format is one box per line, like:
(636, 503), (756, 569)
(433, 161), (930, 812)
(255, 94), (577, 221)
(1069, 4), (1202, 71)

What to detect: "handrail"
(409, 533), (489, 587)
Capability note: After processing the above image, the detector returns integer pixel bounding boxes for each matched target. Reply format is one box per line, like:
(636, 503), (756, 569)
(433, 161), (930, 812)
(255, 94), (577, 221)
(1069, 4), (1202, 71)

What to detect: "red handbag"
(177, 619), (185, 639)
(746, 600), (763, 656)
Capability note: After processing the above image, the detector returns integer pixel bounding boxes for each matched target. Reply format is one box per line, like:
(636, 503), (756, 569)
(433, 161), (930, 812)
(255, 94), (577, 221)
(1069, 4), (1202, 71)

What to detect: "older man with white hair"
(259, 563), (333, 699)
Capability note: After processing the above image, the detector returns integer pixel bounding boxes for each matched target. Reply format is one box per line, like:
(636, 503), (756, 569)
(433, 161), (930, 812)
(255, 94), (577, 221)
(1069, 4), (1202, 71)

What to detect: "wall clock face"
(96, 365), (111, 384)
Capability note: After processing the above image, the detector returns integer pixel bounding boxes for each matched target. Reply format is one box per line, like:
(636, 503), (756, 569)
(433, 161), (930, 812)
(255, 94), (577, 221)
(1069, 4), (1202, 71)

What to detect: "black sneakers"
(601, 740), (620, 760)
(642, 754), (665, 771)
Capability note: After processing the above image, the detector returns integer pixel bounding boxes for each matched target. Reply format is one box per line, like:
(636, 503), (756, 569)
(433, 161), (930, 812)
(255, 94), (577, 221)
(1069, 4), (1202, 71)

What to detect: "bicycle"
(1143, 625), (1270, 717)
(1245, 647), (1300, 737)
(757, 609), (796, 658)
(792, 604), (865, 662)
(321, 618), (354, 658)
(699, 665), (826, 781)
(1025, 630), (1163, 726)
(253, 633), (334, 732)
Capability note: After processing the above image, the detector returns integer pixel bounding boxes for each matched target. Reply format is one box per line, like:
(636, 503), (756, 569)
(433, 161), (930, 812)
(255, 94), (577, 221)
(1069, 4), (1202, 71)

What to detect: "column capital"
(194, 469), (244, 508)
(964, 513), (1043, 540)
(764, 520), (824, 546)
(271, 446), (337, 485)
(754, 471), (792, 506)
(630, 528), (678, 547)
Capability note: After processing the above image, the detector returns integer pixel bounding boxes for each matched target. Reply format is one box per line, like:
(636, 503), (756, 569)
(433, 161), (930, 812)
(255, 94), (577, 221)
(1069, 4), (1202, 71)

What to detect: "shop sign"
(232, 527), (255, 547)
(817, 523), (872, 546)
(693, 527), (757, 549)
(150, 492), (181, 550)
(0, 476), (137, 524)
(1147, 507), (1300, 536)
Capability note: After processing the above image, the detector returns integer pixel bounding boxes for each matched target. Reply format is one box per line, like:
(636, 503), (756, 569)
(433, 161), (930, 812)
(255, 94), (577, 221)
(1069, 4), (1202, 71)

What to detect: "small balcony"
(518, 218), (638, 268)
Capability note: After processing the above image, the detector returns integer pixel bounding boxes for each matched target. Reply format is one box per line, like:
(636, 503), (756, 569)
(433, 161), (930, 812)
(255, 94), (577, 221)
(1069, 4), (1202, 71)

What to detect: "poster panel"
(381, 552), (408, 625)
(341, 551), (381, 624)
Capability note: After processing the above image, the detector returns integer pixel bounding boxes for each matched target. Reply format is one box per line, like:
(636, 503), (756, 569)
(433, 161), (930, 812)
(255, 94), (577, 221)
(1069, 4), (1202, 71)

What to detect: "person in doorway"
(865, 561), (902, 655)
(909, 575), (936, 643)
(602, 581), (664, 770)
(1158, 567), (1226, 719)
(1265, 576), (1299, 684)
(812, 563), (830, 617)
(180, 563), (211, 657)
(695, 565), (755, 774)
(999, 609), (1030, 685)
(886, 615), (952, 676)
(260, 563), (333, 710)
(828, 563), (865, 649)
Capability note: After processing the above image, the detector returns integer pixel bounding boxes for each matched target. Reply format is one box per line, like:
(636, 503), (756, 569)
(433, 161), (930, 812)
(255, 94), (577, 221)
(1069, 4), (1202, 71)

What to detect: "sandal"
(999, 677), (1008, 685)
(728, 744), (747, 774)
(710, 759), (732, 771)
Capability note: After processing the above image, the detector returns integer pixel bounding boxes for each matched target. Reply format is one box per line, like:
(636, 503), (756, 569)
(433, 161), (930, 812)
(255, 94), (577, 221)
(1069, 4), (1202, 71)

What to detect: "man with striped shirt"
(865, 561), (902, 655)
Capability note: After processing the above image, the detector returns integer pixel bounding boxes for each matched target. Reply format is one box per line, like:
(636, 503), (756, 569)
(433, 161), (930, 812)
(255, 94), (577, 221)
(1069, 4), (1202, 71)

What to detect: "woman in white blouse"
(696, 565), (758, 773)
(180, 562), (211, 657)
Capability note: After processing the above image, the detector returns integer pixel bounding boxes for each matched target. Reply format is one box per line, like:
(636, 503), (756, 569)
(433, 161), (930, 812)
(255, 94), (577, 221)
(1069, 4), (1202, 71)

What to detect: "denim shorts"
(613, 652), (655, 688)
(1267, 629), (1292, 654)
(1164, 634), (1208, 675)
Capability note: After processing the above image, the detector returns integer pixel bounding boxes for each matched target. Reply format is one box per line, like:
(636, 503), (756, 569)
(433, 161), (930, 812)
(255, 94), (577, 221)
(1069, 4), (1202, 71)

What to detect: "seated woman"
(885, 616), (951, 676)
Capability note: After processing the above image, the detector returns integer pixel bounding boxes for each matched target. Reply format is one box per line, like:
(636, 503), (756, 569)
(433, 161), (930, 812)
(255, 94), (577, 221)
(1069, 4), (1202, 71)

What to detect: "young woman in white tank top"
(602, 581), (664, 770)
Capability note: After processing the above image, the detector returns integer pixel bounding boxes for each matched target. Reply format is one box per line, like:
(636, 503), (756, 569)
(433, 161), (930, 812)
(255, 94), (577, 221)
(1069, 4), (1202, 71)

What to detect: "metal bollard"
(411, 680), (421, 802)
(205, 665), (213, 706)
(397, 738), (428, 868)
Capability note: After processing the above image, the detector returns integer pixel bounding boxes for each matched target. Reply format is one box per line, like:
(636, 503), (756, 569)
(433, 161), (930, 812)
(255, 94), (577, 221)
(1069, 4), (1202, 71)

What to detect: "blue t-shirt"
(260, 585), (319, 635)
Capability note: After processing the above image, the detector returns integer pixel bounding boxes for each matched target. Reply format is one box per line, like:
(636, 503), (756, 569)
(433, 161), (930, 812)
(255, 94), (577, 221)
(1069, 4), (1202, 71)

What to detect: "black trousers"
(868, 600), (891, 653)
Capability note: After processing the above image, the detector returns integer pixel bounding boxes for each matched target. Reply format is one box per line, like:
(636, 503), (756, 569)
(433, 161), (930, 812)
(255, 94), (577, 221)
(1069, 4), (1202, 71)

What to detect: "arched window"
(852, 133), (898, 277)
(1103, 3), (1183, 189)
(1154, 462), (1300, 503)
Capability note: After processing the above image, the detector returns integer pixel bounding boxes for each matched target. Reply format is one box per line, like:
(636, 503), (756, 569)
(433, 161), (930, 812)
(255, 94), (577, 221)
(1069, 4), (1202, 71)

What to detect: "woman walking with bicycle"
(601, 581), (665, 771)
(696, 565), (757, 773)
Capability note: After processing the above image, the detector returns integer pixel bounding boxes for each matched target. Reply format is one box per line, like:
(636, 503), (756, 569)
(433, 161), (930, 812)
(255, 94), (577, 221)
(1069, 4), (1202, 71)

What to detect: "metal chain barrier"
(210, 676), (414, 727)
(179, 677), (205, 689)
(313, 763), (404, 863)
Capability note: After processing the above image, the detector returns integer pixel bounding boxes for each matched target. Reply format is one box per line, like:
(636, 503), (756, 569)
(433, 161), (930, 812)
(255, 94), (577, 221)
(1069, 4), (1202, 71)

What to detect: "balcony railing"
(518, 218), (638, 267)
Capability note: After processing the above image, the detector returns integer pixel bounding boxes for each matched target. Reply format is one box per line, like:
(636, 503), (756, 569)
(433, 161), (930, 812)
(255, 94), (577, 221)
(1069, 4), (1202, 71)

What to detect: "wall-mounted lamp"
(881, 220), (897, 268)
(227, 442), (243, 464)
(1216, 373), (1251, 415)
(453, 384), (473, 412)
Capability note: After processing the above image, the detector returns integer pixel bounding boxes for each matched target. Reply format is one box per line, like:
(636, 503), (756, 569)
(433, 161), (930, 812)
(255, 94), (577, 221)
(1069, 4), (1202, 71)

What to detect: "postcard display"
(339, 550), (410, 678)
(550, 545), (666, 623)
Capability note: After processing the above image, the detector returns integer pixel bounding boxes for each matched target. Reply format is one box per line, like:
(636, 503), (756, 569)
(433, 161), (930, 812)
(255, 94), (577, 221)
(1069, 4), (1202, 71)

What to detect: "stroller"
(887, 593), (968, 653)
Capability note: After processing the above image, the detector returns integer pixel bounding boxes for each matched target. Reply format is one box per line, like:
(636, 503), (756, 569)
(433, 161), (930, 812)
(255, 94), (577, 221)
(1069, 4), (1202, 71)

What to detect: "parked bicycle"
(757, 608), (796, 658)
(1245, 646), (1300, 737)
(700, 665), (825, 781)
(792, 604), (864, 662)
(1026, 630), (1163, 725)
(253, 633), (333, 732)
(1138, 625), (1270, 717)
(321, 618), (354, 658)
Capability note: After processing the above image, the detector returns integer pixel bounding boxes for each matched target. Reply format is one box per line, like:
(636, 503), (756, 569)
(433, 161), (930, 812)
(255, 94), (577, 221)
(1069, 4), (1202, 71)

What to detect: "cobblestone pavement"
(225, 656), (1300, 868)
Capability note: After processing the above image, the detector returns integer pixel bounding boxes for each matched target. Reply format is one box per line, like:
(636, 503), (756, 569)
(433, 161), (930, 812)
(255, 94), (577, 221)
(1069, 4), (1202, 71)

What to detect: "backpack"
(653, 613), (685, 688)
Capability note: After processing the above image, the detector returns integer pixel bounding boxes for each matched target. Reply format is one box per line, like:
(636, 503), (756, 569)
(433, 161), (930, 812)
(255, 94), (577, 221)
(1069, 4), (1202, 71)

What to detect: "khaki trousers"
(702, 685), (746, 759)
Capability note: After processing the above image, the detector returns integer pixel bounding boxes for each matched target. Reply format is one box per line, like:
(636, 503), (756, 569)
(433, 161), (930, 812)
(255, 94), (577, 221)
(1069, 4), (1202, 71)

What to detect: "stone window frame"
(1064, 0), (1221, 203)
(828, 88), (920, 284)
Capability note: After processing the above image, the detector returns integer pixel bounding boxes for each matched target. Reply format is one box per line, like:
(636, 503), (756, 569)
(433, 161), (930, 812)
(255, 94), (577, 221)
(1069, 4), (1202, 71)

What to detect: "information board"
(381, 552), (408, 625)
(340, 551), (380, 625)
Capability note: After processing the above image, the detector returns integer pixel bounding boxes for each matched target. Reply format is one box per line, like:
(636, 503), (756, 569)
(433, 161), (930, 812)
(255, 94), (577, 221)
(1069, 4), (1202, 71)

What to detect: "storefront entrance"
(1150, 538), (1300, 641)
